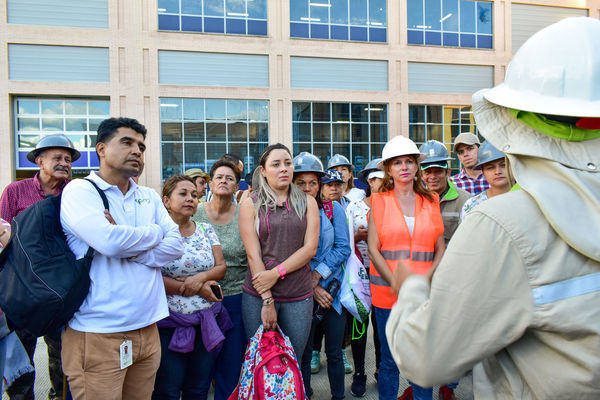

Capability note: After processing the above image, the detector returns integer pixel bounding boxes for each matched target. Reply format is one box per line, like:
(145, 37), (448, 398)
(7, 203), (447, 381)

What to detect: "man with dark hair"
(0, 133), (79, 400)
(59, 117), (184, 399)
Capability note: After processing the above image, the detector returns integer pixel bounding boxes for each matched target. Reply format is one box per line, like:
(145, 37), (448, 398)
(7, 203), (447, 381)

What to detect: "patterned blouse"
(161, 222), (221, 314)
(346, 199), (370, 268)
(460, 191), (488, 222)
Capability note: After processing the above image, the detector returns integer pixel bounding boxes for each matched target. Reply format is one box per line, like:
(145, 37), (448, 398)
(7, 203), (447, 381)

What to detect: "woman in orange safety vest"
(367, 136), (445, 400)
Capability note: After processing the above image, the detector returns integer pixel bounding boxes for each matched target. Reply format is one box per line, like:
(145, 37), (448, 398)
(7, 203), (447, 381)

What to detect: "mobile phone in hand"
(210, 283), (223, 300)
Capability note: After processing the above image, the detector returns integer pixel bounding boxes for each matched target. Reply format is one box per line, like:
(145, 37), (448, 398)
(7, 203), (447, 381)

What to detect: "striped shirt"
(0, 173), (70, 223)
(450, 169), (490, 196)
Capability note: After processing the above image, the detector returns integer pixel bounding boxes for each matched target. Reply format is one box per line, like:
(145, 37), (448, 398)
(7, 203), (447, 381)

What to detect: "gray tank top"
(242, 198), (312, 301)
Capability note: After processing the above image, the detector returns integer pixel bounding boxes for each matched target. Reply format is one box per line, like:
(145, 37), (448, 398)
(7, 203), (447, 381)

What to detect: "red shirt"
(0, 173), (70, 223)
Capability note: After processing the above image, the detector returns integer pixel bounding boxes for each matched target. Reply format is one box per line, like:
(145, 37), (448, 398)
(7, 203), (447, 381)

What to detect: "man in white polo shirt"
(60, 117), (184, 400)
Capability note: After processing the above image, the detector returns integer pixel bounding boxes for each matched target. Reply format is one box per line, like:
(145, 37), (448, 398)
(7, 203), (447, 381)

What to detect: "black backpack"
(0, 179), (108, 336)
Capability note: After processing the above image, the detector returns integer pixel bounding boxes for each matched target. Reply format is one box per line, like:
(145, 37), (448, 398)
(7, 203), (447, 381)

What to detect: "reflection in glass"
(442, 0), (458, 32)
(66, 119), (87, 131)
(89, 119), (103, 132)
(332, 144), (350, 160)
(184, 122), (205, 141)
(183, 99), (204, 120)
(247, 0), (267, 19)
(18, 134), (42, 148)
(352, 124), (369, 142)
(330, 103), (348, 122)
(227, 100), (248, 120)
(310, 2), (329, 23)
(331, 0), (348, 24)
(248, 101), (269, 121)
(228, 122), (247, 141)
(226, 0), (246, 15)
(370, 124), (387, 142)
(460, 0), (475, 33)
(349, 0), (367, 25)
(18, 118), (40, 131)
(369, 0), (386, 26)
(425, 0), (441, 31)
(332, 124), (349, 142)
(206, 100), (226, 120)
(313, 123), (331, 142)
(351, 104), (368, 122)
(249, 123), (268, 141)
(206, 123), (226, 140)
(65, 101), (87, 115)
(477, 2), (492, 34)
(352, 143), (369, 170)
(248, 142), (268, 171)
(228, 142), (248, 173)
(207, 142), (227, 169)
(42, 118), (63, 131)
(409, 105), (425, 123)
(159, 0), (179, 13)
(42, 101), (63, 115)
(407, 0), (423, 29)
(426, 105), (443, 123)
(161, 98), (183, 120)
(184, 143), (205, 170)
(409, 124), (426, 143)
(290, 0), (308, 22)
(293, 102), (311, 121)
(369, 104), (387, 122)
(427, 124), (443, 142)
(66, 135), (86, 149)
(161, 122), (183, 141)
(312, 103), (330, 122)
(370, 143), (384, 159)
(314, 144), (331, 165)
(162, 142), (183, 179)
(204, 0), (224, 16)
(88, 102), (110, 115)
(293, 123), (311, 142)
(17, 100), (39, 115)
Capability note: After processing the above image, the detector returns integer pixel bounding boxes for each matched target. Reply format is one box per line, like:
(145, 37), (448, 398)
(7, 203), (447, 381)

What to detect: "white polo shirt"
(60, 171), (184, 333)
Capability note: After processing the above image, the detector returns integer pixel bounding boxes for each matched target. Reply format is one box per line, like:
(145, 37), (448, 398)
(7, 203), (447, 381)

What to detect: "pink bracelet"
(276, 264), (287, 280)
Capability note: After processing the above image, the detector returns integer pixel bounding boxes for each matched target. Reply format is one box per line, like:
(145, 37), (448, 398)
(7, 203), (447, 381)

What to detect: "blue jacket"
(311, 201), (351, 314)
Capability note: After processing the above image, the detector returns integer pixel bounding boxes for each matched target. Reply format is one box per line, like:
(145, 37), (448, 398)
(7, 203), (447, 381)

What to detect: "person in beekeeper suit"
(385, 16), (600, 399)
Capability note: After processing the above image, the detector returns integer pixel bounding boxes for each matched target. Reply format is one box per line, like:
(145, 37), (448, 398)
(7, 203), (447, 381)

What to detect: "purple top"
(157, 302), (232, 353)
(242, 197), (313, 302)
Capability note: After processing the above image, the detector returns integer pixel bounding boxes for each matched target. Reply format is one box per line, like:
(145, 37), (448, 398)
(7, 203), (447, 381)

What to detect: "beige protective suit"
(386, 91), (600, 399)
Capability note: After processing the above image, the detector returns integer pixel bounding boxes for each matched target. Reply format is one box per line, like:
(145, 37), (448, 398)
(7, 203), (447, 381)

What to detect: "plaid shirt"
(450, 169), (490, 196)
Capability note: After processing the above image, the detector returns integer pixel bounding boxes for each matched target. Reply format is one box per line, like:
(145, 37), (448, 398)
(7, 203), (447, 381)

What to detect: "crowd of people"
(0, 16), (599, 400)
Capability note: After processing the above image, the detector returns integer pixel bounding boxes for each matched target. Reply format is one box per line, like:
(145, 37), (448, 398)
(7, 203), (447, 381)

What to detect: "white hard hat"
(484, 17), (600, 117)
(377, 136), (425, 170)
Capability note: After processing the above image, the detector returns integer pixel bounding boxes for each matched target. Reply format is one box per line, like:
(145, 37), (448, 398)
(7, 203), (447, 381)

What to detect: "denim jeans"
(242, 292), (313, 359)
(213, 294), (246, 400)
(373, 306), (434, 400)
(152, 326), (216, 400)
(301, 305), (346, 400)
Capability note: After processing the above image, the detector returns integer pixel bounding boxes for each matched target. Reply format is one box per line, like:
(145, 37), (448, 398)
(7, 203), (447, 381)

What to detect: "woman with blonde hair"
(367, 136), (445, 400)
(238, 144), (319, 358)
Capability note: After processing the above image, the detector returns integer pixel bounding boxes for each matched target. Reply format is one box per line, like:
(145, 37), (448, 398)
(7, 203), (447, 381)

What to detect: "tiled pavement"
(6, 326), (474, 400)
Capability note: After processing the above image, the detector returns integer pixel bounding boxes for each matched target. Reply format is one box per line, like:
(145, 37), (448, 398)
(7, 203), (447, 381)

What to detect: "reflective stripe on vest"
(369, 190), (444, 309)
(532, 272), (600, 306)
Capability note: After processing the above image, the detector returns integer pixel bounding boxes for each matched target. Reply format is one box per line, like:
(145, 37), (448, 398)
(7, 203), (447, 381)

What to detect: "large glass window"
(408, 104), (479, 172)
(160, 98), (269, 181)
(407, 0), (492, 49)
(158, 0), (268, 36)
(292, 102), (387, 173)
(290, 0), (387, 43)
(14, 97), (110, 179)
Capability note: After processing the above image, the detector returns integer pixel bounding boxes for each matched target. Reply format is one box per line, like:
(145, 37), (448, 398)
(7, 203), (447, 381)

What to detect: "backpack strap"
(83, 178), (110, 259)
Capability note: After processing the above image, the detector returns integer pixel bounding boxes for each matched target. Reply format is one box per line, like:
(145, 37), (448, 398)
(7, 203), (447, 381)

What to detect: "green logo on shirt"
(135, 198), (150, 205)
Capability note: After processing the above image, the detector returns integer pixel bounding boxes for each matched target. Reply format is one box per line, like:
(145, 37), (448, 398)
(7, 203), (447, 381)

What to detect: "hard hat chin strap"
(509, 109), (600, 142)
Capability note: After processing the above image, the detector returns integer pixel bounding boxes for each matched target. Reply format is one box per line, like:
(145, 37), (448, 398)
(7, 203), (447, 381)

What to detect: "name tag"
(120, 339), (133, 369)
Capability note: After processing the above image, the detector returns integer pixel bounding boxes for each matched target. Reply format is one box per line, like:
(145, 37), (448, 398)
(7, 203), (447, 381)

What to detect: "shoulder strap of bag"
(83, 178), (110, 259)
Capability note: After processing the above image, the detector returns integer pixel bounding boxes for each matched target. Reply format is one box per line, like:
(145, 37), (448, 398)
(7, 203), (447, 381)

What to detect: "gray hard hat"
(357, 158), (383, 184)
(327, 154), (354, 171)
(293, 152), (325, 176)
(27, 134), (81, 163)
(474, 141), (505, 170)
(419, 140), (454, 170)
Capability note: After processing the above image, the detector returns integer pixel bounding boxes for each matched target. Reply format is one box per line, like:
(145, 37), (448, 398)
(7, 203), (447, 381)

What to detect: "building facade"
(0, 0), (598, 192)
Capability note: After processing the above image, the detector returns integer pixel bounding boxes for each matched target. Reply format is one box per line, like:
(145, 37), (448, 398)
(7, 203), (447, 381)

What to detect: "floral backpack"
(228, 325), (306, 400)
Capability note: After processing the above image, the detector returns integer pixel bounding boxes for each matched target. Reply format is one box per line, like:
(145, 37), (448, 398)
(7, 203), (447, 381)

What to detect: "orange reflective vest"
(370, 190), (444, 309)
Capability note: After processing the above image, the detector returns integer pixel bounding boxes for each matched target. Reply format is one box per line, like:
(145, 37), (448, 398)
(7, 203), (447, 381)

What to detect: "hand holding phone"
(210, 283), (223, 300)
